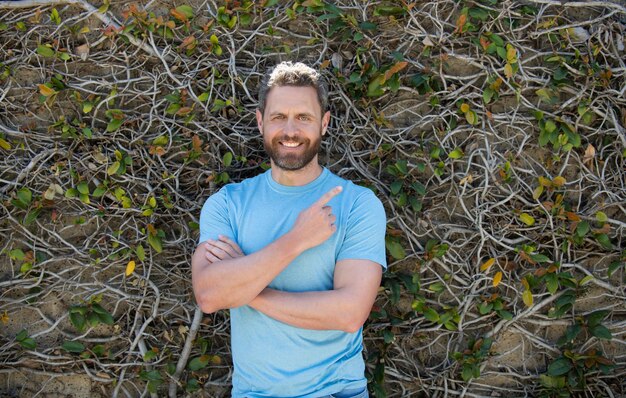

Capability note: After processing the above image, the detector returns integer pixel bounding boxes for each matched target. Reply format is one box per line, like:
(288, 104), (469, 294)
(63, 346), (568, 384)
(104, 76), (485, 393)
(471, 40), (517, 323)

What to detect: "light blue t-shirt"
(199, 168), (387, 398)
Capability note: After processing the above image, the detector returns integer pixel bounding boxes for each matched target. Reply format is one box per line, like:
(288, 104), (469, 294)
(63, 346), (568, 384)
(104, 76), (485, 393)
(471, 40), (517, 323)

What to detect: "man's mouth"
(280, 141), (302, 148)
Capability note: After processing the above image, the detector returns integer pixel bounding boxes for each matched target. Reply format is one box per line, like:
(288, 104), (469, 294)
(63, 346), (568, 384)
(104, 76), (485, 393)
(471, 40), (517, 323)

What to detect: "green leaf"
(539, 375), (566, 389)
(483, 87), (495, 104)
(586, 310), (609, 327)
(367, 75), (385, 97)
(590, 325), (612, 340)
(136, 244), (146, 262)
(153, 135), (168, 146)
(545, 273), (558, 295)
(423, 308), (439, 322)
(70, 312), (86, 331)
(595, 234), (612, 250)
(595, 211), (608, 223)
(107, 161), (120, 176)
(16, 329), (28, 341)
(468, 7), (488, 21)
(62, 340), (85, 353)
(390, 180), (403, 195)
(175, 5), (194, 19)
(498, 310), (513, 320)
(17, 187), (32, 206)
(148, 234), (163, 253)
(106, 118), (123, 132)
(496, 46), (507, 61)
(140, 370), (162, 382)
(576, 221), (590, 237)
(530, 253), (550, 263)
(197, 92), (209, 102)
(578, 275), (594, 286)
(92, 185), (106, 197)
(50, 8), (61, 25)
(96, 311), (114, 325)
(77, 181), (89, 195)
(461, 364), (475, 381)
(608, 261), (623, 277)
(223, 152), (233, 167)
(9, 249), (26, 261)
(385, 238), (405, 260)
(24, 208), (41, 226)
(448, 148), (464, 159)
(359, 21), (377, 31)
(465, 110), (478, 125)
(374, 6), (406, 16)
(547, 357), (572, 376)
(188, 355), (209, 371)
(37, 44), (55, 58)
(19, 337), (36, 350)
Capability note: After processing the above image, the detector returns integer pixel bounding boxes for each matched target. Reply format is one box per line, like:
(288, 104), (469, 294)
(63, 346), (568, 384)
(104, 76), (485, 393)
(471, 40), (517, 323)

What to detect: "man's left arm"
(248, 259), (382, 333)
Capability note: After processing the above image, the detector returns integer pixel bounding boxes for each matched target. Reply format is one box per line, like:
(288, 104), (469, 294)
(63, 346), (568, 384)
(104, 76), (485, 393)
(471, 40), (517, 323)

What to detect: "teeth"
(281, 142), (300, 147)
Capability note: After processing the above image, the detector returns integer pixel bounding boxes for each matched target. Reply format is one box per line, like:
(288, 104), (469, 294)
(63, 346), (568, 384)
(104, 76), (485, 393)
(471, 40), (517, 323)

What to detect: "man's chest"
(232, 195), (345, 292)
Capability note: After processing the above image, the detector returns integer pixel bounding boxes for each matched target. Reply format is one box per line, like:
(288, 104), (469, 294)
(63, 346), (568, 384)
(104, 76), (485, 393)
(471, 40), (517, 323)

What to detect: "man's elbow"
(339, 311), (367, 333)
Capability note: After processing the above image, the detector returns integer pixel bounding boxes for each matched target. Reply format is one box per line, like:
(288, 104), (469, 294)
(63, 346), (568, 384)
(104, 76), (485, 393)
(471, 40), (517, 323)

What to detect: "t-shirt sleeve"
(198, 187), (234, 246)
(337, 190), (387, 269)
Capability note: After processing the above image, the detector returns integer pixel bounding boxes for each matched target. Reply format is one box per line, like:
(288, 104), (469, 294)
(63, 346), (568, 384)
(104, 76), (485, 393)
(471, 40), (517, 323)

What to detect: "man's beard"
(263, 131), (322, 171)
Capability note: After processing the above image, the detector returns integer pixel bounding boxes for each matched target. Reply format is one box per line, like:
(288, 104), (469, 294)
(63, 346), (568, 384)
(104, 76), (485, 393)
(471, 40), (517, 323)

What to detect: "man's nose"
(284, 117), (298, 135)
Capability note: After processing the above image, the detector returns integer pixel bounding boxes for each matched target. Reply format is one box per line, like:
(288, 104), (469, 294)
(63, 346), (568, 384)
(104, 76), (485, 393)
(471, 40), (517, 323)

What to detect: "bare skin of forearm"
(248, 261), (381, 333)
(249, 288), (359, 332)
(192, 232), (304, 313)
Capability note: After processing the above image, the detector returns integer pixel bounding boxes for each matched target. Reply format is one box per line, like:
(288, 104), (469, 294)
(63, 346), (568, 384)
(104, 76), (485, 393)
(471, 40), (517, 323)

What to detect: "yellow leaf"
(125, 260), (136, 276)
(480, 258), (495, 272)
(552, 176), (566, 187)
(522, 289), (533, 307)
(538, 176), (552, 187)
(504, 63), (513, 79)
(0, 138), (11, 150)
(520, 213), (535, 226)
(38, 84), (57, 97)
(533, 185), (544, 200)
(460, 103), (470, 113)
(506, 44), (517, 63)
(0, 310), (8, 325)
(521, 278), (530, 290)
(493, 271), (503, 287)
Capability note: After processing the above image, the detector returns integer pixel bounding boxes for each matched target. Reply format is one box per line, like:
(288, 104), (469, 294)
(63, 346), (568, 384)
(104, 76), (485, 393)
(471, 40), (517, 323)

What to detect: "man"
(191, 61), (386, 398)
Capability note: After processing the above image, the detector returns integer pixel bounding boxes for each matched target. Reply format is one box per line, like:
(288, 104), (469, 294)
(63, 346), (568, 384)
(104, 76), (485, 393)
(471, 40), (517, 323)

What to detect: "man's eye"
(298, 115), (310, 121)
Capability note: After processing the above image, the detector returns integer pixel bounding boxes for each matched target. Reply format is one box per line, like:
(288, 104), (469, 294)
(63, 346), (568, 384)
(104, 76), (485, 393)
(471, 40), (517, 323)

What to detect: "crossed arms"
(191, 186), (383, 333)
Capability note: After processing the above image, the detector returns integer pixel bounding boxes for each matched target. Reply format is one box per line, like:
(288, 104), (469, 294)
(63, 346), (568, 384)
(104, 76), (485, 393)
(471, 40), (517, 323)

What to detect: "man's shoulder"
(326, 171), (379, 199)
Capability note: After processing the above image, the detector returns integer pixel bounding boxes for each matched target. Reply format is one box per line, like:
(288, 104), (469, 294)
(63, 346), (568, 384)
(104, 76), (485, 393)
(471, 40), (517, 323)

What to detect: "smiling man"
(191, 62), (386, 398)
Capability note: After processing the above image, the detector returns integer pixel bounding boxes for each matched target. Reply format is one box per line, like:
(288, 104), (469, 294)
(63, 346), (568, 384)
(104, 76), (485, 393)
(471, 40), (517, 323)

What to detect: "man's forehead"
(265, 86), (321, 112)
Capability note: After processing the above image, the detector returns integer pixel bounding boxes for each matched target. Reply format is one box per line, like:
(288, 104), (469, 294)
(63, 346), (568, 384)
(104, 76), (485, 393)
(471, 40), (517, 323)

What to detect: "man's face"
(256, 86), (330, 171)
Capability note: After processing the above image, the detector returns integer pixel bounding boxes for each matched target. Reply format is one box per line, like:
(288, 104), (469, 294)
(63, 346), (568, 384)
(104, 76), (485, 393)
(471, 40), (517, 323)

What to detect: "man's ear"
(256, 109), (263, 134)
(321, 111), (330, 136)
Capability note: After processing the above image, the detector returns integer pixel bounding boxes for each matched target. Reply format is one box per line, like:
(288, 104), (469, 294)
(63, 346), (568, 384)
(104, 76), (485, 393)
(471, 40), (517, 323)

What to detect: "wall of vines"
(0, 0), (625, 397)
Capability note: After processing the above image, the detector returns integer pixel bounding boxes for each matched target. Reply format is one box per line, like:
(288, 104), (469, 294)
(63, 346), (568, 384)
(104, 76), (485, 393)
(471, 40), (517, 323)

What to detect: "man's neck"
(270, 161), (323, 187)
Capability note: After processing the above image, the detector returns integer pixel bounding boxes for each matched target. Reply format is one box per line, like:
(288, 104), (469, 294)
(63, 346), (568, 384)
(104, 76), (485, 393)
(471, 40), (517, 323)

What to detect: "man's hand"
(203, 235), (244, 263)
(290, 186), (343, 252)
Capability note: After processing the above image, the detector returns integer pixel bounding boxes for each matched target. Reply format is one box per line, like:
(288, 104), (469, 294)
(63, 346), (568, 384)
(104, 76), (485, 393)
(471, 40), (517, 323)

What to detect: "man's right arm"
(191, 186), (343, 313)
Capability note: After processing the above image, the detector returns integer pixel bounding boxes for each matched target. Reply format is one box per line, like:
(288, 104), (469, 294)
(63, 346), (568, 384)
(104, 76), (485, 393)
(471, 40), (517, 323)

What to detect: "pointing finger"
(314, 186), (343, 208)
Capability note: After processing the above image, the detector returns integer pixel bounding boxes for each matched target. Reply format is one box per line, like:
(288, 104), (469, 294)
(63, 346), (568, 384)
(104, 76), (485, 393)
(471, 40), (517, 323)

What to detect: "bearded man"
(192, 61), (386, 398)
